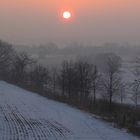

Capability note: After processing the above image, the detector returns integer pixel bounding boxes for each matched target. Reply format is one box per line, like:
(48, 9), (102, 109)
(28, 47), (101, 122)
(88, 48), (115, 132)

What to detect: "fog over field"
(14, 43), (140, 67)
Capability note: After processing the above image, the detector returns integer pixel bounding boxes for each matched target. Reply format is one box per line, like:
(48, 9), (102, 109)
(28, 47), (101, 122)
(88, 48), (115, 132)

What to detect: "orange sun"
(63, 11), (71, 19)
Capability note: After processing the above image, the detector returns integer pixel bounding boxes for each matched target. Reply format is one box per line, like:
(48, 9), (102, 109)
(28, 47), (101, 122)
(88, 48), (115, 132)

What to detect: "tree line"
(0, 40), (140, 136)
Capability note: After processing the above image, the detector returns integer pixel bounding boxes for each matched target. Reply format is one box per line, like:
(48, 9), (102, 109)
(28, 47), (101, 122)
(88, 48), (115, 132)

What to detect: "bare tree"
(75, 60), (93, 105)
(131, 56), (140, 108)
(131, 80), (140, 108)
(58, 59), (93, 104)
(58, 60), (78, 100)
(100, 53), (122, 111)
(118, 83), (126, 104)
(64, 61), (80, 102)
(64, 61), (75, 100)
(0, 40), (14, 80)
(58, 61), (68, 98)
(11, 52), (35, 85)
(50, 67), (58, 95)
(91, 65), (100, 104)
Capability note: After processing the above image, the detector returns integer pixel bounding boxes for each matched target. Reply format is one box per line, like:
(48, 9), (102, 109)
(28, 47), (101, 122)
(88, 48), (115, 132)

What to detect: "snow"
(0, 81), (139, 140)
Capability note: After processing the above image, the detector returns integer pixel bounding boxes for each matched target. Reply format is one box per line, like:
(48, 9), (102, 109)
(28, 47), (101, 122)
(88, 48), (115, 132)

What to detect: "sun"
(63, 11), (71, 19)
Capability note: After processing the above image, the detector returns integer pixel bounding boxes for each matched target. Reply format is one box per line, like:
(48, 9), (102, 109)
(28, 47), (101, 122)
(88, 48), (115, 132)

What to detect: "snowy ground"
(0, 81), (139, 140)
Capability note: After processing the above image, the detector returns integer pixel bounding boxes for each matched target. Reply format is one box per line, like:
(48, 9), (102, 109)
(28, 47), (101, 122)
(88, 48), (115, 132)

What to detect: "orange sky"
(1, 0), (140, 17)
(0, 0), (140, 45)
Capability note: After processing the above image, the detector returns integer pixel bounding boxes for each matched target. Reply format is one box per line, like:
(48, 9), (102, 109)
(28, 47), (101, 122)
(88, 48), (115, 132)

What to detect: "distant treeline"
(0, 40), (140, 137)
(15, 42), (140, 58)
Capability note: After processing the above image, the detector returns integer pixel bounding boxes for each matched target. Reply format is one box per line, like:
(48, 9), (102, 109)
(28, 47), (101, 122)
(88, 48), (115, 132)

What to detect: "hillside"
(0, 81), (139, 140)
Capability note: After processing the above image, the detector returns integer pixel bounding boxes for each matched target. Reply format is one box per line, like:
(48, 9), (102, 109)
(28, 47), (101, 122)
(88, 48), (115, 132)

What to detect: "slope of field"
(0, 81), (139, 140)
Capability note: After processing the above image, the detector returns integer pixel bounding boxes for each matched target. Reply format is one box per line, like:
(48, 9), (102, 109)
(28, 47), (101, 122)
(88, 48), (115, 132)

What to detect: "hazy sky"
(0, 0), (140, 46)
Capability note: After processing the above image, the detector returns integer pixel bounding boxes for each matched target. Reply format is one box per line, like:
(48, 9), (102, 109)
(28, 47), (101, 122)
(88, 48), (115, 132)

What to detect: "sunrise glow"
(63, 11), (71, 19)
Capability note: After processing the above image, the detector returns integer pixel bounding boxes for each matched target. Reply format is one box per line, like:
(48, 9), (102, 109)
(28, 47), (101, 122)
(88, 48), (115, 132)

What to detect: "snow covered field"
(0, 81), (139, 140)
